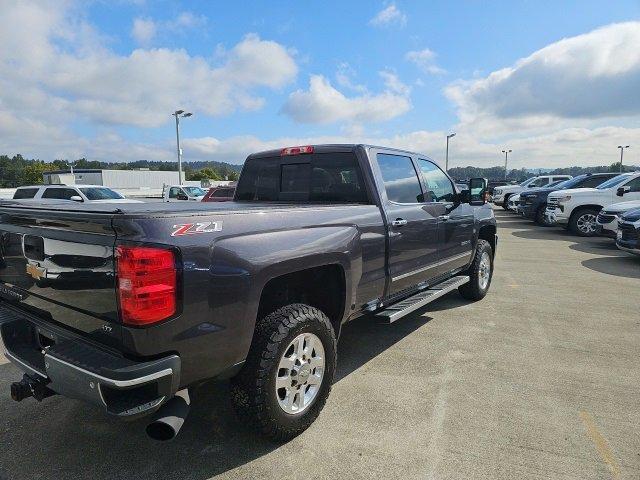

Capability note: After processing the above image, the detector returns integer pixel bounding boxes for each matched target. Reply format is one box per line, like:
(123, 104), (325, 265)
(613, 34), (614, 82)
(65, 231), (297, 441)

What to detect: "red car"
(202, 186), (235, 202)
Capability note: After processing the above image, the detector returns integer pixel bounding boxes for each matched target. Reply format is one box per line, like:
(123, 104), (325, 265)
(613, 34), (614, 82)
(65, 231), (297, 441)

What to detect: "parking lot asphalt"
(1, 208), (639, 480)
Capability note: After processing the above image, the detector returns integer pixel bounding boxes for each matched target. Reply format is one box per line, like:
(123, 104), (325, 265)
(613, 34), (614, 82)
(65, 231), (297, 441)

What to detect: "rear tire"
(459, 239), (493, 301)
(568, 208), (599, 237)
(230, 303), (337, 441)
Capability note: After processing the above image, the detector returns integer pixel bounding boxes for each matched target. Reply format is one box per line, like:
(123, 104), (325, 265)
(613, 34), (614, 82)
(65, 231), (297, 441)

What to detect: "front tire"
(459, 239), (493, 301)
(569, 208), (599, 237)
(535, 204), (552, 226)
(501, 194), (512, 210)
(230, 304), (337, 441)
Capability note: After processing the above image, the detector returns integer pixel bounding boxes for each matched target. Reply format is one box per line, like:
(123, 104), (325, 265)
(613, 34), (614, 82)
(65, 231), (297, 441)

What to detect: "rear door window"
(13, 188), (39, 199)
(377, 153), (424, 204)
(42, 188), (78, 200)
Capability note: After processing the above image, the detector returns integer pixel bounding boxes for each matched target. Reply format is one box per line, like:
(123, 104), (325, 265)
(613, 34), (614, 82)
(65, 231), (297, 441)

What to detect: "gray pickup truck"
(0, 144), (496, 441)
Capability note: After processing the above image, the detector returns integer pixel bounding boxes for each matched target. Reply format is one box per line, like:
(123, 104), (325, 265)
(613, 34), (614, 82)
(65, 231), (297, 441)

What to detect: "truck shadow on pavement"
(0, 314), (430, 480)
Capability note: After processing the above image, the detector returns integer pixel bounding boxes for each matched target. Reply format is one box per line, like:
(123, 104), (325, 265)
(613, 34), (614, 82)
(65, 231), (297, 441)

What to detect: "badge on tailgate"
(171, 221), (223, 237)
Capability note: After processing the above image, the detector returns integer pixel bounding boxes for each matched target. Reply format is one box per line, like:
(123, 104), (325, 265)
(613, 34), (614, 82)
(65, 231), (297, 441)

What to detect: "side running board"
(376, 275), (470, 323)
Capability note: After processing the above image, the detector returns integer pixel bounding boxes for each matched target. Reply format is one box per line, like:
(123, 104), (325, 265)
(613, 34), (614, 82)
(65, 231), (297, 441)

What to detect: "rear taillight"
(116, 245), (177, 326)
(280, 145), (314, 156)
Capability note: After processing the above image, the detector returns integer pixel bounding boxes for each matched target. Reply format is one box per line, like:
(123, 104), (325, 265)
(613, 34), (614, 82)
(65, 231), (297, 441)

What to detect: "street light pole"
(618, 145), (630, 173)
(172, 110), (193, 185)
(501, 149), (512, 181)
(445, 133), (456, 172)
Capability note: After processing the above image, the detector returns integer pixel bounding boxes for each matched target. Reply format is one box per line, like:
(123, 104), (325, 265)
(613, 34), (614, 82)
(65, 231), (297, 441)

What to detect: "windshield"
(596, 174), (631, 190)
(545, 180), (565, 188)
(519, 177), (536, 187)
(183, 187), (206, 196)
(79, 187), (124, 200)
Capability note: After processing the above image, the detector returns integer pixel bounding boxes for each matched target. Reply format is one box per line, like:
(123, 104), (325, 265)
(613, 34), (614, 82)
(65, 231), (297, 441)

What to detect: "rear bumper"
(0, 302), (180, 419)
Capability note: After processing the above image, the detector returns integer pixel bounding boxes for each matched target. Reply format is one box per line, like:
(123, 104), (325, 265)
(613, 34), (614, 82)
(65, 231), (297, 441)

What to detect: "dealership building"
(42, 169), (184, 190)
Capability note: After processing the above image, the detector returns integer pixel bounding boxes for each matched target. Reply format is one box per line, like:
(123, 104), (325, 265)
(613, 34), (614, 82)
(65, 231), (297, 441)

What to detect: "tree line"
(1, 154), (637, 188)
(0, 154), (242, 187)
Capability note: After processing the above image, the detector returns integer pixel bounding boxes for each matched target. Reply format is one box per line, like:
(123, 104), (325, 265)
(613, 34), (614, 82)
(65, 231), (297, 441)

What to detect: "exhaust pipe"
(146, 389), (191, 441)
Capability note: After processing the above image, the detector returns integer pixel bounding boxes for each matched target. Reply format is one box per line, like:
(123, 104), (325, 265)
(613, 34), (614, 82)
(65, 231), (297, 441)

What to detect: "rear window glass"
(13, 188), (39, 199)
(235, 153), (369, 203)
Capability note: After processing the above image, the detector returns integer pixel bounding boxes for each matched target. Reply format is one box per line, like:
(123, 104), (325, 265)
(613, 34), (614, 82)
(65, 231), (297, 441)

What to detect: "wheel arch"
(257, 263), (348, 339)
(569, 204), (603, 221)
(478, 223), (497, 256)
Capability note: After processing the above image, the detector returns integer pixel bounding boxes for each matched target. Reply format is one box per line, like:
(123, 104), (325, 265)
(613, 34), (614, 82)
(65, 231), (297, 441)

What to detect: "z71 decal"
(171, 221), (223, 237)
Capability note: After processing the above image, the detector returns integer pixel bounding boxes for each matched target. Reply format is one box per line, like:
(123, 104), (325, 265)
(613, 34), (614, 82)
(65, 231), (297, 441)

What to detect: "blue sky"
(1, 1), (639, 168)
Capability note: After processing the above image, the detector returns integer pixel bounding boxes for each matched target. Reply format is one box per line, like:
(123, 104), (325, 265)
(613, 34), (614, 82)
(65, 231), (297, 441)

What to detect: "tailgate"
(0, 205), (121, 349)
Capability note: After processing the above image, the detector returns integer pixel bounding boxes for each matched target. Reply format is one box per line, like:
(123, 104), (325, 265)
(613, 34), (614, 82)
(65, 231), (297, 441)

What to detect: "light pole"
(501, 149), (512, 180)
(618, 145), (630, 173)
(172, 110), (193, 184)
(445, 133), (456, 172)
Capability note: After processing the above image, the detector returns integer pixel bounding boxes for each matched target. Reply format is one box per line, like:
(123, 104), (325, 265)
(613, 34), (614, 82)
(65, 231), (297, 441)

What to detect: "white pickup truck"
(546, 172), (640, 236)
(492, 175), (571, 210)
(163, 185), (207, 202)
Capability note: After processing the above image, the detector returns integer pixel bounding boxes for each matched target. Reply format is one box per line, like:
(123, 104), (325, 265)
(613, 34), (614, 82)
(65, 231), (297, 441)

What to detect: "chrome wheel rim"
(276, 332), (325, 415)
(577, 214), (597, 234)
(478, 252), (491, 290)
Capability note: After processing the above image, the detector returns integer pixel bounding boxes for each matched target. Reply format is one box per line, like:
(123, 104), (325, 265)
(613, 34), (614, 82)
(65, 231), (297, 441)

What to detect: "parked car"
(163, 185), (207, 202)
(615, 207), (640, 255)
(202, 186), (235, 202)
(595, 200), (640, 237)
(0, 144), (497, 442)
(487, 180), (510, 196)
(492, 175), (572, 210)
(519, 173), (618, 225)
(12, 185), (141, 203)
(546, 172), (640, 236)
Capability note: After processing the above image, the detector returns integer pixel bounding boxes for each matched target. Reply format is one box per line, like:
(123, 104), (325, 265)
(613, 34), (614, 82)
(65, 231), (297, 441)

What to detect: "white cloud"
(0, 1), (298, 132)
(131, 12), (208, 46)
(369, 3), (407, 28)
(170, 11), (207, 29)
(282, 73), (411, 124)
(406, 48), (446, 75)
(446, 22), (640, 129)
(131, 17), (156, 45)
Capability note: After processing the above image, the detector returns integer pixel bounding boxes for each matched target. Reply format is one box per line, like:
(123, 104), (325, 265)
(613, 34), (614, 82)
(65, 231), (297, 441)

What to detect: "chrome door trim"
(391, 250), (472, 282)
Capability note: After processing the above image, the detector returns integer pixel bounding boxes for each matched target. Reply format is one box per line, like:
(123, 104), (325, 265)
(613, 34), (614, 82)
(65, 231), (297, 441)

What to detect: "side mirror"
(468, 178), (487, 205)
(458, 189), (470, 203)
(617, 186), (630, 197)
(70, 195), (84, 202)
(177, 193), (189, 201)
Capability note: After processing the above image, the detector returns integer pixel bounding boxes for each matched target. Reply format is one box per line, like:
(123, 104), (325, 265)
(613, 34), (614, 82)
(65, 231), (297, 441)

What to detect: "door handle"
(438, 215), (450, 221)
(391, 218), (408, 227)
